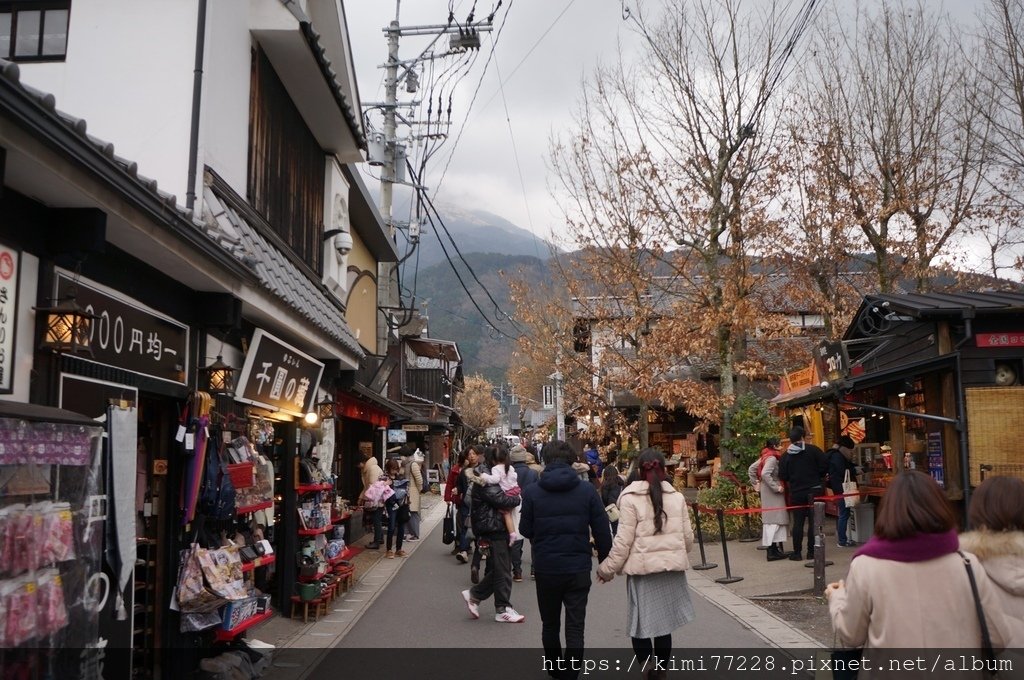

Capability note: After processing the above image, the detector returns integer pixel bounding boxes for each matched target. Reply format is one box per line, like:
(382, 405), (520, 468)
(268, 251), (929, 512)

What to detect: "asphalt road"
(304, 535), (771, 679)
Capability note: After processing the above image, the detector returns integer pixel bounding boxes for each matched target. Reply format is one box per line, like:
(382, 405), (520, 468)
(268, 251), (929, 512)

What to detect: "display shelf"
(297, 569), (327, 583)
(328, 547), (354, 566)
(236, 500), (273, 515)
(296, 482), (332, 494)
(240, 554), (277, 573)
(213, 608), (273, 642)
(298, 525), (332, 536)
(331, 511), (351, 525)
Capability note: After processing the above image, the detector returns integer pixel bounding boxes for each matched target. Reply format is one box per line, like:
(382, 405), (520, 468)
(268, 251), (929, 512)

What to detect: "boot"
(766, 544), (785, 562)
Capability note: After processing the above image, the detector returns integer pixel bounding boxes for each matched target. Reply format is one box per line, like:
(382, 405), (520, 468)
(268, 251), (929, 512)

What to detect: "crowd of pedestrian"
(356, 432), (1024, 676)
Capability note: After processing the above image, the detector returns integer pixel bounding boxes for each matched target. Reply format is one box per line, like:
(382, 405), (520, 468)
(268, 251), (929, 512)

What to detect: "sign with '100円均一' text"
(55, 271), (188, 384)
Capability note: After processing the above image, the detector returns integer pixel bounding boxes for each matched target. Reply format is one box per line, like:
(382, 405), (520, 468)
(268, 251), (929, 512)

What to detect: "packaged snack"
(0, 504), (20, 575)
(4, 576), (39, 646)
(35, 569), (68, 638)
(10, 506), (37, 574)
(40, 503), (75, 565)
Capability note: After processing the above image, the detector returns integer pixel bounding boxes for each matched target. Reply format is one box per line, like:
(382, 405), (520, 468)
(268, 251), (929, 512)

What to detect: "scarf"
(757, 447), (782, 479)
(853, 529), (959, 563)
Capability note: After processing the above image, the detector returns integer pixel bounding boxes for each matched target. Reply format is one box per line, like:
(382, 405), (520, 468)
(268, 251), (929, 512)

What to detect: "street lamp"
(36, 296), (95, 355)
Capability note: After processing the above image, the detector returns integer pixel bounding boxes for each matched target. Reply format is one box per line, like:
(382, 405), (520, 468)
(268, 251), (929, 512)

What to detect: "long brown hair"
(636, 448), (667, 534)
(875, 470), (956, 539)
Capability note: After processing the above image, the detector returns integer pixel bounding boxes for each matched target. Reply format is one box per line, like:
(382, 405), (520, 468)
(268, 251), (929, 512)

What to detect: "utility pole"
(550, 371), (565, 442)
(369, 2), (494, 350)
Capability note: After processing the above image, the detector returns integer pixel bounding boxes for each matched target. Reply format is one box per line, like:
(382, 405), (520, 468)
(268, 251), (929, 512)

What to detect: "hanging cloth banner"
(106, 405), (137, 621)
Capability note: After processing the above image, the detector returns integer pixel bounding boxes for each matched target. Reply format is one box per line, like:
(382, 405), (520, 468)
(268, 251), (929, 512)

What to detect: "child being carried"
(467, 448), (522, 545)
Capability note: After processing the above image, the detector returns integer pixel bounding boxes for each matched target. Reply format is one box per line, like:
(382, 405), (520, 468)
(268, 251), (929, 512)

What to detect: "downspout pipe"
(185, 0), (208, 211)
(955, 352), (972, 528)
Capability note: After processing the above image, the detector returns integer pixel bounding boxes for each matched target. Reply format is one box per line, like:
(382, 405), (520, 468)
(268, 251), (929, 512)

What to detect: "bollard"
(738, 485), (759, 542)
(810, 502), (832, 597)
(714, 509), (743, 584)
(690, 502), (718, 571)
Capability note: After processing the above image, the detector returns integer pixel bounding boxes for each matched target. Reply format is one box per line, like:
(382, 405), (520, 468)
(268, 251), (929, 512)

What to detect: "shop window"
(0, 2), (70, 62)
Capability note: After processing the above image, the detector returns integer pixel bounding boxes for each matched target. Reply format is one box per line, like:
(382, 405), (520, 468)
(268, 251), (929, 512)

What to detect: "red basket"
(226, 462), (254, 489)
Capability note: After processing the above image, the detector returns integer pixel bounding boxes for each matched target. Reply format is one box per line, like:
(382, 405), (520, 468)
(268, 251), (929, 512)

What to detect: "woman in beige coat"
(827, 470), (1010, 654)
(403, 448), (424, 540)
(959, 475), (1024, 644)
(597, 448), (694, 680)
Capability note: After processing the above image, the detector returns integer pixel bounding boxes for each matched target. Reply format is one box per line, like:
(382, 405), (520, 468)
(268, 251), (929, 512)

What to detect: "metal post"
(690, 502), (717, 570)
(738, 485), (758, 542)
(714, 509), (743, 584)
(809, 501), (833, 590)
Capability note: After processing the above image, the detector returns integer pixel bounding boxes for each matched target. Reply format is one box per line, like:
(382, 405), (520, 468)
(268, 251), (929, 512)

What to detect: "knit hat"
(510, 445), (528, 463)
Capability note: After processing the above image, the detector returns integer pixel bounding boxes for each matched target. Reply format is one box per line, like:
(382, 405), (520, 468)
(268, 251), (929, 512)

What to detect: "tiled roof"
(0, 58), (362, 359)
(202, 177), (363, 357)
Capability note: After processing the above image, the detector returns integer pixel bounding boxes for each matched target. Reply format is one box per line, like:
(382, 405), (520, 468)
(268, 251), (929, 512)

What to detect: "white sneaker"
(462, 589), (479, 619)
(495, 607), (525, 623)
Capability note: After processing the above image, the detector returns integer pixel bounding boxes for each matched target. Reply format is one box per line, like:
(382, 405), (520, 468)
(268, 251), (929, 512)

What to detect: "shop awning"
(0, 400), (97, 426)
(348, 383), (416, 420)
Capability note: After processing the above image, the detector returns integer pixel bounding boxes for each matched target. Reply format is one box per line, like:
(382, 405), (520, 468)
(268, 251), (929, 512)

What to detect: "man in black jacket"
(520, 440), (612, 680)
(826, 435), (858, 547)
(462, 447), (524, 623)
(779, 425), (828, 561)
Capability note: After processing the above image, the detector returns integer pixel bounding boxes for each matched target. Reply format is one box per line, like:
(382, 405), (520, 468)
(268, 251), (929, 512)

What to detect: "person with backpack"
(600, 466), (625, 536)
(358, 449), (385, 550)
(383, 458), (410, 558)
(779, 425), (828, 561)
(509, 445), (539, 582)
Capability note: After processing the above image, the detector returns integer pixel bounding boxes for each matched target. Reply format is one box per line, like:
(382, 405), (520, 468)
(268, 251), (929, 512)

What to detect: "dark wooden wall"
(248, 46), (324, 274)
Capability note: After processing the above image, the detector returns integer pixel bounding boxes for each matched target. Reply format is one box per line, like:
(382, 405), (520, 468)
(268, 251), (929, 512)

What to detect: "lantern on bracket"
(36, 296), (95, 356)
(199, 355), (236, 395)
(317, 395), (336, 422)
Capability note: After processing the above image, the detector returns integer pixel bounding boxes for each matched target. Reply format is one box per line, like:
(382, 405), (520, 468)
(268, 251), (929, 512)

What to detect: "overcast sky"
(345, 0), (643, 245)
(344, 0), (985, 249)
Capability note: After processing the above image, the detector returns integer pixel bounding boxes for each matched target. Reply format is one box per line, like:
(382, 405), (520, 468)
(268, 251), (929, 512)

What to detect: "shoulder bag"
(842, 470), (860, 508)
(442, 504), (456, 545)
(960, 551), (1000, 678)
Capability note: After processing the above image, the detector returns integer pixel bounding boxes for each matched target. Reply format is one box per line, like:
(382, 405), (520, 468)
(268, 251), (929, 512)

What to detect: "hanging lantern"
(36, 297), (95, 355)
(199, 355), (236, 394)
(317, 395), (335, 421)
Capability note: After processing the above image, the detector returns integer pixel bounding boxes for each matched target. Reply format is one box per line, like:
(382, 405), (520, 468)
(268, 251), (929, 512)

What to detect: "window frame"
(0, 1), (71, 63)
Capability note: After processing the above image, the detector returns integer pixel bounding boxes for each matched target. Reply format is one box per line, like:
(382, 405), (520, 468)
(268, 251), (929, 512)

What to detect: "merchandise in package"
(40, 503), (76, 566)
(36, 569), (69, 638)
(4, 576), (39, 646)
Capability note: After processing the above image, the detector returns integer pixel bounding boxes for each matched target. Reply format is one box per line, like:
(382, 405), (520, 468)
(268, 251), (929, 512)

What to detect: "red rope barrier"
(692, 490), (875, 516)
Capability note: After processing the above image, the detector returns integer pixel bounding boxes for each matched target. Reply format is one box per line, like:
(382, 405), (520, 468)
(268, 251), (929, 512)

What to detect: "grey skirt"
(626, 570), (695, 639)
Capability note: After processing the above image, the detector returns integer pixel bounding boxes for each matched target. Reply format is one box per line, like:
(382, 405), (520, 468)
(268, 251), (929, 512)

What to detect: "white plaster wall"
(200, 0), (254, 200)
(16, 0), (200, 204)
(0, 252), (39, 404)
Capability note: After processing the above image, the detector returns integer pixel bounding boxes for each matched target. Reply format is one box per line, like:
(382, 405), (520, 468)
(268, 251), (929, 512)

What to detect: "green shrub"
(694, 478), (762, 541)
(721, 393), (785, 477)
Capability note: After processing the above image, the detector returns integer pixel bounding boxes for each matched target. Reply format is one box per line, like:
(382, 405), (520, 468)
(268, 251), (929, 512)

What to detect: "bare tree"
(454, 374), (501, 437)
(803, 1), (995, 292)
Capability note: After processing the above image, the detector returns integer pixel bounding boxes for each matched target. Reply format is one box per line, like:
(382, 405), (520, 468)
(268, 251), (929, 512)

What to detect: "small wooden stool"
(290, 594), (326, 623)
(334, 566), (355, 592)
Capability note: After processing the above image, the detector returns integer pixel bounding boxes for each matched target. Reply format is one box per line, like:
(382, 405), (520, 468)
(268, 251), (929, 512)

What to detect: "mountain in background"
(415, 204), (556, 270)
(415, 253), (549, 385)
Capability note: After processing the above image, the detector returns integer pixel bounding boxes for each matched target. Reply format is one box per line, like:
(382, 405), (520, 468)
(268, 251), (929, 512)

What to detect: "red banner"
(976, 332), (1024, 347)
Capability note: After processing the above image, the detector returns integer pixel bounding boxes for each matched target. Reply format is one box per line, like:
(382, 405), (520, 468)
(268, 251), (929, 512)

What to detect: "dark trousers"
(631, 634), (671, 669)
(457, 505), (472, 552)
(386, 505), (406, 551)
(511, 538), (526, 572)
(370, 507), (384, 545)
(836, 502), (851, 544)
(535, 571), (591, 680)
(470, 533), (512, 610)
(790, 487), (820, 554)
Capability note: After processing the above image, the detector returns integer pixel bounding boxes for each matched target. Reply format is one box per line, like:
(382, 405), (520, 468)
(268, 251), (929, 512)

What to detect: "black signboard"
(235, 329), (325, 417)
(815, 339), (849, 383)
(56, 272), (189, 384)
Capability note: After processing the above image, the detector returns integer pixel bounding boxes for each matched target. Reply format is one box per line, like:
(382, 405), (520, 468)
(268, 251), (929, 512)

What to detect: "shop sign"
(55, 272), (188, 384)
(815, 339), (849, 382)
(783, 364), (817, 392)
(387, 429), (407, 443)
(976, 332), (1024, 347)
(235, 329), (324, 417)
(402, 424), (429, 432)
(927, 431), (944, 488)
(0, 243), (19, 394)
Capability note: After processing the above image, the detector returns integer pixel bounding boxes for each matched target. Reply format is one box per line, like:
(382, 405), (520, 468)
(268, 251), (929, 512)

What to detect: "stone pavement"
(248, 487), (847, 674)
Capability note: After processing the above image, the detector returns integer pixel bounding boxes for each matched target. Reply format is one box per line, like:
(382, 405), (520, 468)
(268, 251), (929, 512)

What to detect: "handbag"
(961, 551), (1000, 678)
(442, 504), (456, 545)
(605, 503), (620, 523)
(842, 470), (860, 508)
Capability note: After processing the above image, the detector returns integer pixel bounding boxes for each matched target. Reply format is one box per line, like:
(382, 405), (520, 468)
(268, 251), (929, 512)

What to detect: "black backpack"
(200, 436), (236, 520)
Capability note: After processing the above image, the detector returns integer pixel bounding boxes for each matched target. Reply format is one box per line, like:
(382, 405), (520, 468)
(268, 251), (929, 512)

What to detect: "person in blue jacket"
(521, 440), (612, 680)
(584, 441), (602, 481)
